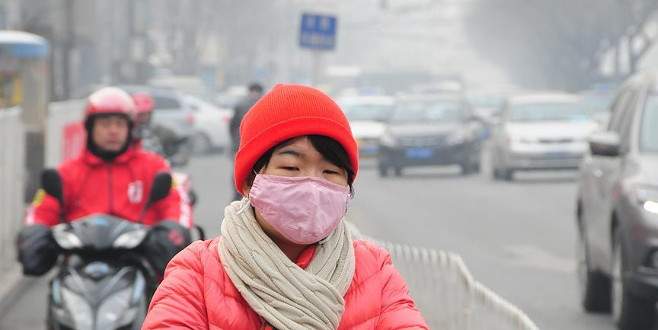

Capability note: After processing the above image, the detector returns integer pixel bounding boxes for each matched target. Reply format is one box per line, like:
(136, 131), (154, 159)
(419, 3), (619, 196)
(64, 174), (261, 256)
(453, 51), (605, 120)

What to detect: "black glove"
(16, 225), (60, 276)
(143, 221), (192, 276)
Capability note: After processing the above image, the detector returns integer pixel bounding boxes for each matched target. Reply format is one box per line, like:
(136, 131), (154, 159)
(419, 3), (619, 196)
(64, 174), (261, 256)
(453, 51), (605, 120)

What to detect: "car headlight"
(636, 185), (658, 215)
(446, 131), (467, 145)
(379, 132), (398, 147)
(113, 229), (148, 249)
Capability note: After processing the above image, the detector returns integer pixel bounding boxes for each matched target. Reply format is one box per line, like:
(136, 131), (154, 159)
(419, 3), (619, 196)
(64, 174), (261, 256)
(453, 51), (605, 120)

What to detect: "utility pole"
(61, 0), (74, 99)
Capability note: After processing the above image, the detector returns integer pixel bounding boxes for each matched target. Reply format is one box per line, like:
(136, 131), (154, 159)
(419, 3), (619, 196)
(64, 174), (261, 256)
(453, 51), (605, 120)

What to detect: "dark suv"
(576, 72), (658, 330)
(377, 95), (484, 177)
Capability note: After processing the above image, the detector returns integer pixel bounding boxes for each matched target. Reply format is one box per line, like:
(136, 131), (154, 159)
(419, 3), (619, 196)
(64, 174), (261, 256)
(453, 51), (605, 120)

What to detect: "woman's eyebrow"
(275, 148), (303, 158)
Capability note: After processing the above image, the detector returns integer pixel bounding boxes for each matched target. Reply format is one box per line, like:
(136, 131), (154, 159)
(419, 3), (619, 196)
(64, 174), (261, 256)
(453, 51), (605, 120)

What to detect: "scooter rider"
(17, 87), (193, 277)
(132, 91), (164, 155)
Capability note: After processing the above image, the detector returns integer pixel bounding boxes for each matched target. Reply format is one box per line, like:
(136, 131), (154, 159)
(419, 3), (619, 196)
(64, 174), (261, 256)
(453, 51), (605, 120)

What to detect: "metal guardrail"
(380, 242), (539, 330)
(346, 223), (539, 330)
(0, 108), (25, 272)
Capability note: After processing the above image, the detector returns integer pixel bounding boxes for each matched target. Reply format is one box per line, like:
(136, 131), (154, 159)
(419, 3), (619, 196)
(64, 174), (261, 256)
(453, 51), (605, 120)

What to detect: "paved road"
(0, 153), (619, 329)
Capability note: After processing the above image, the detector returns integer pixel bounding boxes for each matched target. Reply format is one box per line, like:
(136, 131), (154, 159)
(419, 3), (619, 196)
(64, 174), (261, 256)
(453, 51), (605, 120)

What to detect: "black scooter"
(44, 171), (171, 330)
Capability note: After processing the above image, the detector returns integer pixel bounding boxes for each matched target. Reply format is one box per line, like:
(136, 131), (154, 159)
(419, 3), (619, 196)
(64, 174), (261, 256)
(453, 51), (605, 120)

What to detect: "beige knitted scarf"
(218, 199), (355, 330)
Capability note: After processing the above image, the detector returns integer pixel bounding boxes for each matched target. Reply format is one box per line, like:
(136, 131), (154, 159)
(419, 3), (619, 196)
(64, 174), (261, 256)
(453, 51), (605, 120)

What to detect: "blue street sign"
(299, 13), (337, 51)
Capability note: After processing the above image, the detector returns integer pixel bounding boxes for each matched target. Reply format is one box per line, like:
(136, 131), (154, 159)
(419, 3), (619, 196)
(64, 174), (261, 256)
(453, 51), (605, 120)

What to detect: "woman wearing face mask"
(142, 84), (428, 330)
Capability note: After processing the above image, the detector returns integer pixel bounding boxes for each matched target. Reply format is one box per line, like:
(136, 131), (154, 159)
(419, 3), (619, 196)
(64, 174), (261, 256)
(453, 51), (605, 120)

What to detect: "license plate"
(405, 147), (433, 159)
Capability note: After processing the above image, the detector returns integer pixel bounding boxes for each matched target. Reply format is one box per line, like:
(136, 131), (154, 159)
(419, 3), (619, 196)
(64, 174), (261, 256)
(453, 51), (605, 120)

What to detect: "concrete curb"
(0, 265), (34, 320)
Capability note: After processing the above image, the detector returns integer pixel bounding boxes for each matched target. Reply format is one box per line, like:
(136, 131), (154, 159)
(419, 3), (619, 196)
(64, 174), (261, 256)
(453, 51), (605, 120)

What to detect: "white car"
(337, 96), (395, 157)
(183, 95), (233, 154)
(490, 93), (599, 180)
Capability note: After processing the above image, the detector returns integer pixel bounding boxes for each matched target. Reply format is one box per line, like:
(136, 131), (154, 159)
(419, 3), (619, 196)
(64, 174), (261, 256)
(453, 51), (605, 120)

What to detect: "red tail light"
(186, 113), (195, 125)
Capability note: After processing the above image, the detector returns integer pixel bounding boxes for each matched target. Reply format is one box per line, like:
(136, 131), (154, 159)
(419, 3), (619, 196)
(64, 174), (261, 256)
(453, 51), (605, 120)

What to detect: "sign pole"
(311, 50), (322, 86)
(299, 12), (336, 86)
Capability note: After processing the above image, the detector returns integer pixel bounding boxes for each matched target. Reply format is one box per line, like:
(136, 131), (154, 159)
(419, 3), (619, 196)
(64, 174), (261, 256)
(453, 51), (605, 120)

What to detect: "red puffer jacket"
(25, 147), (192, 228)
(143, 238), (428, 329)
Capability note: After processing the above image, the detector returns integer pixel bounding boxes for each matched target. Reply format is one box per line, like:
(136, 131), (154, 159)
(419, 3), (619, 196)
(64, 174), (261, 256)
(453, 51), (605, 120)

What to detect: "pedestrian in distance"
(229, 82), (264, 201)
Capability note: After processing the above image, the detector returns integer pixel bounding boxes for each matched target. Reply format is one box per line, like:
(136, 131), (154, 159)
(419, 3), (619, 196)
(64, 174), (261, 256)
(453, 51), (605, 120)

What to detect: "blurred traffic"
(1, 1), (658, 329)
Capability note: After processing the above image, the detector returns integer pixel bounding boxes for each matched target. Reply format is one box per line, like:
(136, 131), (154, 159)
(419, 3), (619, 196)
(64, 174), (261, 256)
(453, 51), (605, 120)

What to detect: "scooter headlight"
(52, 228), (83, 249)
(113, 230), (148, 249)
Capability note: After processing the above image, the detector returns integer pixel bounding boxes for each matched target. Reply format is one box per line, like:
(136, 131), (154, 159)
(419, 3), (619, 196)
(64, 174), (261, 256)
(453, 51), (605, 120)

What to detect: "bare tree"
(465, 0), (658, 90)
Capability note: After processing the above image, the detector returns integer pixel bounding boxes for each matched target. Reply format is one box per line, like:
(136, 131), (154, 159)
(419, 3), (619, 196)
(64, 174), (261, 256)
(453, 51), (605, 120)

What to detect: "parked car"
(377, 94), (483, 177)
(183, 94), (232, 154)
(576, 72), (658, 330)
(490, 93), (598, 181)
(120, 85), (196, 140)
(337, 95), (395, 157)
(118, 85), (195, 166)
(214, 85), (248, 109)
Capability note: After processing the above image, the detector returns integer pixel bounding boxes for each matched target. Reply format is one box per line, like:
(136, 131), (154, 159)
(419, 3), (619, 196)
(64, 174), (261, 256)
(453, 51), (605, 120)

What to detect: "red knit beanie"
(234, 84), (359, 194)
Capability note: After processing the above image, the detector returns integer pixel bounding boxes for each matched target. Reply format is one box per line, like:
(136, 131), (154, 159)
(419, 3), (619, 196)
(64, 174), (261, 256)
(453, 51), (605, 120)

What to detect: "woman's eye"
(280, 166), (299, 171)
(324, 169), (340, 175)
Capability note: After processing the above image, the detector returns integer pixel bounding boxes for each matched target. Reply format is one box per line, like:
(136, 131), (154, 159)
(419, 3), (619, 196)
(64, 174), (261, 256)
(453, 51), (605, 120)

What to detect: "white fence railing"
(346, 223), (539, 330)
(380, 242), (539, 330)
(0, 108), (25, 272)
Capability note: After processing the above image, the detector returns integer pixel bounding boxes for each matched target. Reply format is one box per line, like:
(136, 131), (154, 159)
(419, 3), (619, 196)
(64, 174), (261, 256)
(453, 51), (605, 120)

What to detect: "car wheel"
(577, 225), (611, 312)
(394, 166), (403, 177)
(492, 167), (501, 180)
(612, 229), (656, 330)
(460, 162), (475, 176)
(490, 150), (501, 180)
(192, 133), (212, 155)
(378, 164), (389, 177)
(501, 168), (514, 181)
(473, 161), (481, 173)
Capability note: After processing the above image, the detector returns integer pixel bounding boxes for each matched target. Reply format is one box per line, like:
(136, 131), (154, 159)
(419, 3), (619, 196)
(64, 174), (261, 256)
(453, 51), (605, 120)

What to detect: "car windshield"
(468, 95), (503, 109)
(640, 96), (658, 153)
(508, 101), (588, 122)
(342, 103), (394, 122)
(391, 100), (463, 123)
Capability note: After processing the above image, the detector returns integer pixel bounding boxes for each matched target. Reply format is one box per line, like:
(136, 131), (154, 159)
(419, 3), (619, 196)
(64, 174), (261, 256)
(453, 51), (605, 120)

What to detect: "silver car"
(576, 72), (658, 330)
(490, 93), (598, 181)
(337, 95), (395, 157)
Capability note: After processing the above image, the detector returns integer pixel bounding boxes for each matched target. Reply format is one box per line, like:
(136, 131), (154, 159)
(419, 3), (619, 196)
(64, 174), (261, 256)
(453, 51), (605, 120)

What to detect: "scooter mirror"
(148, 172), (172, 205)
(41, 169), (64, 205)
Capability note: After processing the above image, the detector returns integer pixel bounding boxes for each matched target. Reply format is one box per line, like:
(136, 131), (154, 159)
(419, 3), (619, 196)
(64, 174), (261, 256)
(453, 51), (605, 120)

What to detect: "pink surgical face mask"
(249, 174), (350, 245)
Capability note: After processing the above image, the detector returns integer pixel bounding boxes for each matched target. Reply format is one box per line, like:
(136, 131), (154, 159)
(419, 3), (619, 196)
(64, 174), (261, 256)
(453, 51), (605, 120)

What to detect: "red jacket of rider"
(25, 146), (192, 228)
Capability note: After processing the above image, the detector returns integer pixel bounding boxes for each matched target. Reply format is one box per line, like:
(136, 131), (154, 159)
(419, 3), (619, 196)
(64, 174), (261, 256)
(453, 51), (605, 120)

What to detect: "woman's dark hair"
(246, 135), (355, 194)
